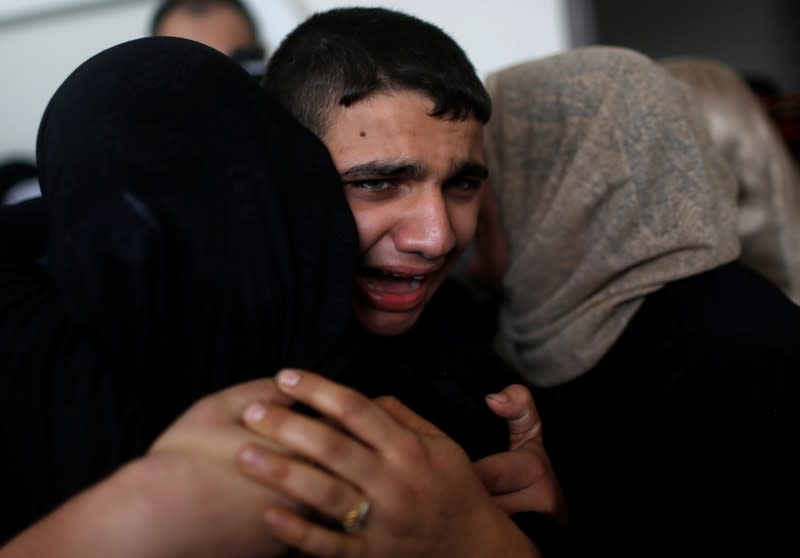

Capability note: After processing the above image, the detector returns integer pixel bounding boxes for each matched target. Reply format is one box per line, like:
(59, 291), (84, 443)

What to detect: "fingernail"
(239, 446), (269, 470)
(277, 369), (300, 387)
(264, 507), (287, 527)
(243, 403), (267, 423)
(486, 392), (509, 404)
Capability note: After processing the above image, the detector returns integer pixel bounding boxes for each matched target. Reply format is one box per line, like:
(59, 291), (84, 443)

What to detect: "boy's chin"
(354, 305), (423, 337)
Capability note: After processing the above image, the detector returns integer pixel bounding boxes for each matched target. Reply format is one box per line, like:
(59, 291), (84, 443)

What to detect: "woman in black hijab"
(1, 38), (560, 557)
(2, 34), (360, 546)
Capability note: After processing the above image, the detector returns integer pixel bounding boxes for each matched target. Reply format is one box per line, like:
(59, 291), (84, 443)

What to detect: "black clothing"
(536, 262), (800, 555)
(0, 197), (47, 259)
(2, 37), (362, 540)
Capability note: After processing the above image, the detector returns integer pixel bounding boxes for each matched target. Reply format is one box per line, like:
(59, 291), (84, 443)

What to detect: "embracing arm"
(2, 459), (172, 558)
(2, 378), (299, 558)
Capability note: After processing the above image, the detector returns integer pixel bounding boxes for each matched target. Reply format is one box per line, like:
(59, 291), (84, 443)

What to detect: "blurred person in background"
(662, 56), (800, 304)
(0, 159), (39, 206)
(2, 0), (268, 210)
(151, 0), (267, 79)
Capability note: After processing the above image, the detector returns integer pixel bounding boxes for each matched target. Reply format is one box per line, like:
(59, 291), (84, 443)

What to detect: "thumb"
(485, 384), (542, 450)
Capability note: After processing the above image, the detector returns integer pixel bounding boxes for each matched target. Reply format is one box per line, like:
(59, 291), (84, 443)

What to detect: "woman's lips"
(355, 268), (433, 312)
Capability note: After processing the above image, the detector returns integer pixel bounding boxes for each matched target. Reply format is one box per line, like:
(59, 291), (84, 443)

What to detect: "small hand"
(476, 384), (567, 526)
(150, 377), (293, 459)
(142, 378), (301, 558)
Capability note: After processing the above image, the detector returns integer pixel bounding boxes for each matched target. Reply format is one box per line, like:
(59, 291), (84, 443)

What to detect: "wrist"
(1, 458), (170, 558)
(463, 502), (543, 558)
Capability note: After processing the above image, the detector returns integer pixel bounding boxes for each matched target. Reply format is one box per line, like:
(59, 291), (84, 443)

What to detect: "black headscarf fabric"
(2, 37), (361, 538)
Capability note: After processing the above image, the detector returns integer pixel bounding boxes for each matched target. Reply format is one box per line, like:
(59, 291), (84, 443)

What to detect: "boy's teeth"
(383, 272), (426, 281)
(410, 279), (421, 289)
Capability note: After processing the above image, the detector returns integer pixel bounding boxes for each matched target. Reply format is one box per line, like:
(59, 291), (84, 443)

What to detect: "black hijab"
(2, 37), (361, 538)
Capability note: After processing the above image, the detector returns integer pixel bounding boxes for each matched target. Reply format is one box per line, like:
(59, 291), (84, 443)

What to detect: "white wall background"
(0, 0), (569, 161)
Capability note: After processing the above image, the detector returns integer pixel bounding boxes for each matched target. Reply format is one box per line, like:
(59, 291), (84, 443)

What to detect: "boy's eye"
(449, 178), (481, 190)
(352, 179), (391, 191)
(344, 179), (398, 197)
(445, 178), (482, 196)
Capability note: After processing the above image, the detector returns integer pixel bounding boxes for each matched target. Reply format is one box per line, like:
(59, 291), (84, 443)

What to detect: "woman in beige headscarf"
(661, 56), (800, 304)
(481, 46), (800, 554)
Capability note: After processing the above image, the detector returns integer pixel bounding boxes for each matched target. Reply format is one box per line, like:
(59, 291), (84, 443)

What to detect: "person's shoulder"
(622, 261), (800, 365)
(590, 263), (800, 417)
(652, 262), (800, 336)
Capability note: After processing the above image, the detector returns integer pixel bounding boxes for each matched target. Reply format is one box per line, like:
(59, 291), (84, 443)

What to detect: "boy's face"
(322, 90), (486, 336)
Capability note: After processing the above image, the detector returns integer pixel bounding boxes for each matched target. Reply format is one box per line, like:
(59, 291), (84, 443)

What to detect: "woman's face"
(322, 90), (486, 336)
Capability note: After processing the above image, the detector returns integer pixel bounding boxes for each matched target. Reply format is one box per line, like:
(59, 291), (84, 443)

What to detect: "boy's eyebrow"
(340, 159), (489, 181)
(452, 161), (489, 180)
(340, 160), (426, 181)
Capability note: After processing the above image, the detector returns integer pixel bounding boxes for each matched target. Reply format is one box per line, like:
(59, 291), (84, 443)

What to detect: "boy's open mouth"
(355, 266), (439, 311)
(358, 267), (428, 293)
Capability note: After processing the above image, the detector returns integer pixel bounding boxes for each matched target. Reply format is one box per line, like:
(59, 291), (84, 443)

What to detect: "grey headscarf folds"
(485, 47), (740, 387)
(661, 57), (800, 304)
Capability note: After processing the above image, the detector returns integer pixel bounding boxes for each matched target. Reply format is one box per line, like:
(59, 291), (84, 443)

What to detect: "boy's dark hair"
(150, 0), (259, 41)
(262, 7), (491, 137)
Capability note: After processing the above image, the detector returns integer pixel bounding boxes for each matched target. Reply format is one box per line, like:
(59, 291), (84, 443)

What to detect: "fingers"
(148, 377), (293, 457)
(263, 507), (365, 558)
(493, 488), (565, 523)
(273, 369), (414, 454)
(485, 384), (542, 450)
(218, 377), (295, 415)
(240, 400), (380, 486)
(473, 450), (548, 496)
(373, 395), (444, 437)
(237, 443), (365, 526)
(473, 451), (562, 517)
(173, 378), (294, 433)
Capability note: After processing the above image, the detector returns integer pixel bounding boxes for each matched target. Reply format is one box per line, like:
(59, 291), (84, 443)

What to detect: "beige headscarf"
(661, 57), (800, 304)
(485, 47), (740, 387)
